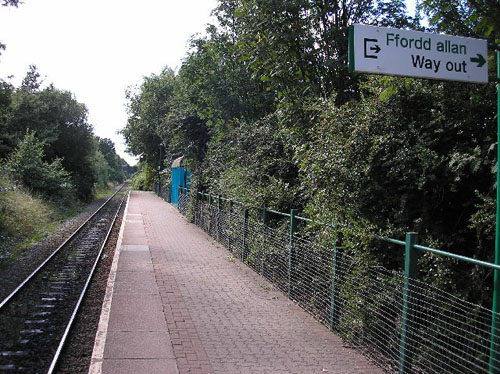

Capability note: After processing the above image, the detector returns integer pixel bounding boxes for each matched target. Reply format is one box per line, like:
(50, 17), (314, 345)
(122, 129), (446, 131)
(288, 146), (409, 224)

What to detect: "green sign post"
(490, 50), (500, 374)
(349, 24), (497, 373)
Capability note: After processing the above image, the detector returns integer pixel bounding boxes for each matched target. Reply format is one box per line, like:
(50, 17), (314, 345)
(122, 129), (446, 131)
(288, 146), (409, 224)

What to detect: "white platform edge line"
(88, 191), (130, 374)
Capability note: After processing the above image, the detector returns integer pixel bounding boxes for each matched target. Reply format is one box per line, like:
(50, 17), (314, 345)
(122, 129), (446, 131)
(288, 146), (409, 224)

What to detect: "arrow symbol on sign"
(364, 38), (381, 59)
(470, 53), (486, 68)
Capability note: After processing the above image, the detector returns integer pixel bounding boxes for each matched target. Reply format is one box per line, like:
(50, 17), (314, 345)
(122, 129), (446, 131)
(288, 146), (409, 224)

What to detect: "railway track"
(0, 186), (127, 373)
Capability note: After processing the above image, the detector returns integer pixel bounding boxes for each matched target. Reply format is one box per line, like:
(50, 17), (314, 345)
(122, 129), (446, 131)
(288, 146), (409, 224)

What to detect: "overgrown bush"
(4, 131), (75, 202)
(298, 77), (496, 306)
(131, 164), (156, 191)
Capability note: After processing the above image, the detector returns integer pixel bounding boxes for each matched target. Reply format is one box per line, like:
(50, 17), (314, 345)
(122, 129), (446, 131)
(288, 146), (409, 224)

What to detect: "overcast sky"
(0, 0), (416, 166)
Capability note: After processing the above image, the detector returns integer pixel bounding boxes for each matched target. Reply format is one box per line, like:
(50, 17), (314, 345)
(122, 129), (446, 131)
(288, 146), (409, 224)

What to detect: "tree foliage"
(421, 0), (500, 42)
(97, 137), (127, 184)
(1, 0), (19, 6)
(299, 76), (496, 257)
(122, 67), (210, 170)
(122, 68), (175, 166)
(214, 0), (415, 106)
(122, 0), (500, 306)
(3, 78), (96, 200)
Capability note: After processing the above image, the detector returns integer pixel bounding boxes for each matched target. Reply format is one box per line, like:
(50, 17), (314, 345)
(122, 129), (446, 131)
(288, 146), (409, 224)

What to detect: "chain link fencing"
(153, 182), (171, 203)
(177, 190), (500, 373)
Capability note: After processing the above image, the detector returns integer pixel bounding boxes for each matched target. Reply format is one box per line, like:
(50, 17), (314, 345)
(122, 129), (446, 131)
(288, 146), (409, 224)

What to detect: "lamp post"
(158, 144), (164, 195)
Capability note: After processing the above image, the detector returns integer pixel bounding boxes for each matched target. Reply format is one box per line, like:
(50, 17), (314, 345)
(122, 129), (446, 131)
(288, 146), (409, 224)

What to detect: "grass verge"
(0, 178), (117, 269)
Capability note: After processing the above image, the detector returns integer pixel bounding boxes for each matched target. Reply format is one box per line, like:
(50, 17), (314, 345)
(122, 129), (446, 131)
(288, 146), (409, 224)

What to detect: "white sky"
(0, 0), (417, 166)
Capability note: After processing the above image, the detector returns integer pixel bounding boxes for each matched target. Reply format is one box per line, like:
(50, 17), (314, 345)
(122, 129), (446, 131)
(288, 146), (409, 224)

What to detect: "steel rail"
(46, 193), (126, 374)
(0, 184), (124, 310)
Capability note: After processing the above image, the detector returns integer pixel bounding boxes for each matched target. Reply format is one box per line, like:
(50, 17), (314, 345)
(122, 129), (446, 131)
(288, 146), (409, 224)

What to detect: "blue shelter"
(170, 156), (190, 206)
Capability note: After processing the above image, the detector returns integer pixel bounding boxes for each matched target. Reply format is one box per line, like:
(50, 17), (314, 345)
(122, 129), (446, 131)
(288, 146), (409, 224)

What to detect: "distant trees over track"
(0, 65), (129, 202)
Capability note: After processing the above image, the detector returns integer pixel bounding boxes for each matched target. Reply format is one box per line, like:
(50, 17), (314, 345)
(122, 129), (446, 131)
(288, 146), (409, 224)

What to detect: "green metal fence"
(171, 187), (500, 373)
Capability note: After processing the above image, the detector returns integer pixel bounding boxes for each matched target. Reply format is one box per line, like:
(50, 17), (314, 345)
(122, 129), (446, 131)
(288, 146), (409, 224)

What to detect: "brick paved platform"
(90, 191), (384, 374)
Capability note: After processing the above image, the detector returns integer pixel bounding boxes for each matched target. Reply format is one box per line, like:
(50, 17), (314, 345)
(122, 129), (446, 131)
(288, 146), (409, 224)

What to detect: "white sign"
(349, 24), (488, 83)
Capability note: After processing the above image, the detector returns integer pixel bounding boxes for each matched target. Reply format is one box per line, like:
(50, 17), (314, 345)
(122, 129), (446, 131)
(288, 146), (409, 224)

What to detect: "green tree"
(180, 0), (416, 201)
(2, 73), (97, 201)
(122, 66), (210, 178)
(92, 148), (111, 188)
(180, 25), (275, 131)
(0, 80), (13, 157)
(214, 0), (414, 107)
(420, 0), (500, 41)
(21, 65), (42, 93)
(206, 112), (299, 210)
(38, 87), (96, 200)
(122, 68), (176, 166)
(97, 137), (126, 183)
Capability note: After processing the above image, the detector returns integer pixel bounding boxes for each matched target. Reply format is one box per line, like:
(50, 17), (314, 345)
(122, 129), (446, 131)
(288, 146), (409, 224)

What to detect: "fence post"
(178, 186), (182, 212)
(215, 195), (222, 243)
(217, 195), (222, 242)
(206, 193), (213, 235)
(329, 225), (339, 331)
(399, 232), (419, 374)
(261, 206), (269, 276)
(196, 190), (201, 225)
(228, 200), (233, 252)
(243, 208), (249, 261)
(262, 206), (269, 225)
(288, 209), (298, 299)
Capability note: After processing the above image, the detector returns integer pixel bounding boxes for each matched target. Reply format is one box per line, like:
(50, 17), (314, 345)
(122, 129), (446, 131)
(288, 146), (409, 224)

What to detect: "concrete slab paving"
(122, 231), (147, 244)
(90, 193), (179, 374)
(117, 250), (152, 265)
(103, 331), (175, 359)
(117, 261), (154, 272)
(102, 359), (179, 374)
(121, 244), (149, 251)
(114, 269), (156, 282)
(107, 294), (166, 332)
(113, 272), (158, 294)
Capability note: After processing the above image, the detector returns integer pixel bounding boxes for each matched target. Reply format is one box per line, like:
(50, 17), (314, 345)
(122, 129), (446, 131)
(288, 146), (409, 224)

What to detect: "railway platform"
(89, 191), (383, 374)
